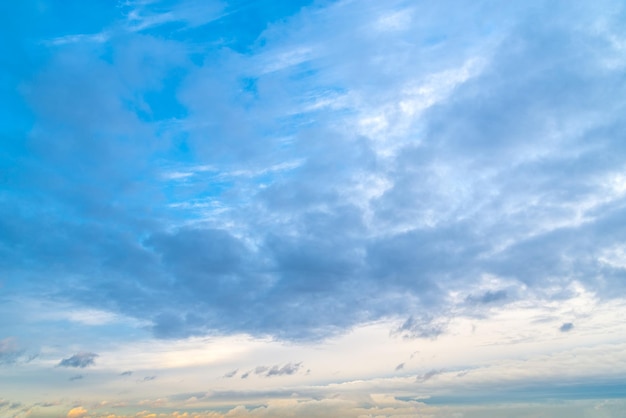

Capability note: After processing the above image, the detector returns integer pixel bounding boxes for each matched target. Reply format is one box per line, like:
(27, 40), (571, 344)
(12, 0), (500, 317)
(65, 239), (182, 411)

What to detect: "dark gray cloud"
(57, 352), (98, 368)
(560, 323), (574, 332)
(395, 363), (405, 371)
(120, 370), (133, 376)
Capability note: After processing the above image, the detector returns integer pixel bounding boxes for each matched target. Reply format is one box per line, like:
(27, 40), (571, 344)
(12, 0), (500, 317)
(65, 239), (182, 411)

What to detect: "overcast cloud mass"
(1, 0), (626, 416)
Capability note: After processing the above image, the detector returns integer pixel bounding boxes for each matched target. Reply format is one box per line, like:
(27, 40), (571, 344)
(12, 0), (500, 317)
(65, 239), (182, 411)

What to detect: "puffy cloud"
(66, 406), (88, 418)
(239, 362), (304, 379)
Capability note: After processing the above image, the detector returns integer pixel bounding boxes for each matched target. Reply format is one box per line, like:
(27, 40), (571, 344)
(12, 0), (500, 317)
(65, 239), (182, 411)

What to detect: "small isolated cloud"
(223, 369), (238, 378)
(0, 401), (21, 410)
(254, 366), (268, 375)
(266, 362), (302, 377)
(120, 370), (133, 376)
(66, 406), (88, 418)
(395, 362), (405, 371)
(395, 316), (448, 339)
(416, 369), (443, 382)
(142, 376), (157, 382)
(58, 352), (98, 368)
(560, 322), (574, 332)
(68, 375), (83, 381)
(242, 363), (303, 378)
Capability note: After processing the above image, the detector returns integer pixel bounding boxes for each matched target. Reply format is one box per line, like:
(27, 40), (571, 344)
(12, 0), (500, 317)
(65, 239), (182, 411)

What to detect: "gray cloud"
(223, 369), (238, 378)
(394, 315), (449, 340)
(241, 363), (304, 378)
(417, 369), (444, 382)
(560, 323), (574, 332)
(57, 352), (98, 368)
(68, 375), (83, 381)
(253, 366), (268, 375)
(266, 362), (302, 377)
(120, 370), (133, 376)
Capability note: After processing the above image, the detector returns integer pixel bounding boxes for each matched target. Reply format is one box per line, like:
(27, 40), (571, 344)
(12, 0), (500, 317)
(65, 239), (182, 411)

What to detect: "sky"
(1, 0), (626, 417)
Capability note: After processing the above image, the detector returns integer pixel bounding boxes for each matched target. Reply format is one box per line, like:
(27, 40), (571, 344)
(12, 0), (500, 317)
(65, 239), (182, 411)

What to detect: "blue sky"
(2, 0), (626, 417)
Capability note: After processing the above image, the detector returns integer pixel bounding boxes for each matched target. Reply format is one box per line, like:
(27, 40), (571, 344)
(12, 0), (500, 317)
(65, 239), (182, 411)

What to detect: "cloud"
(394, 315), (449, 339)
(560, 322), (574, 332)
(4, 0), (626, 345)
(240, 363), (304, 378)
(265, 362), (302, 377)
(66, 406), (88, 418)
(416, 369), (443, 382)
(121, 0), (226, 32)
(57, 352), (98, 368)
(120, 370), (133, 376)
(68, 375), (84, 381)
(395, 363), (405, 371)
(223, 369), (238, 378)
